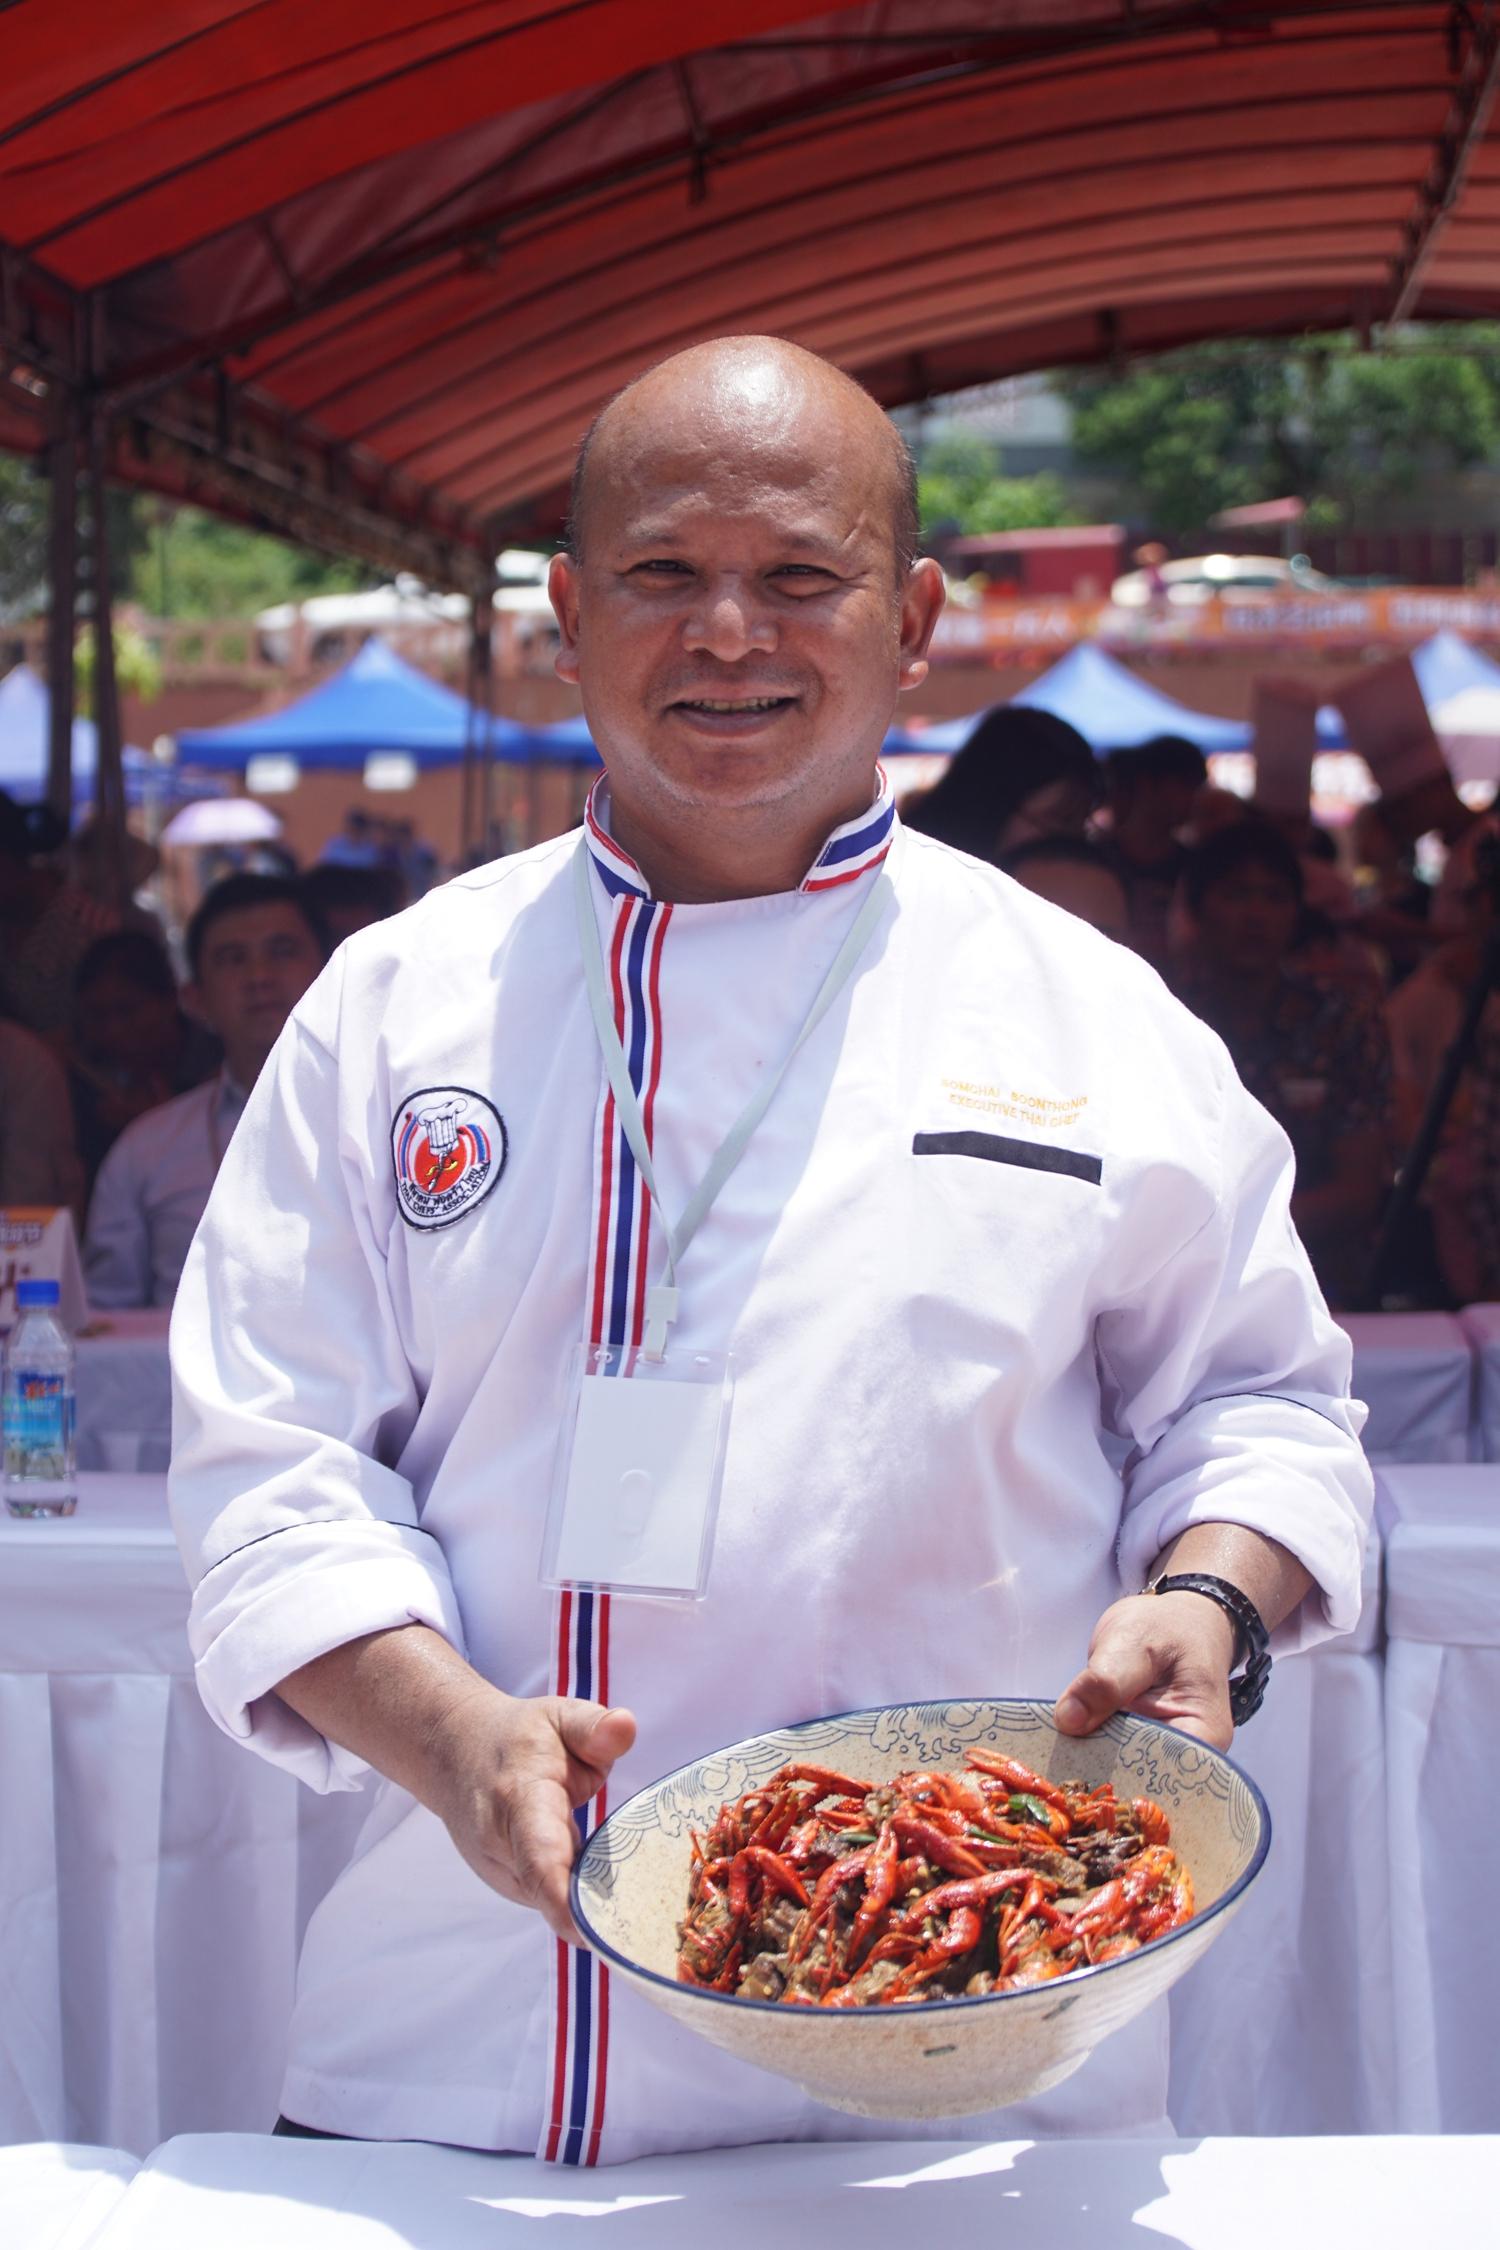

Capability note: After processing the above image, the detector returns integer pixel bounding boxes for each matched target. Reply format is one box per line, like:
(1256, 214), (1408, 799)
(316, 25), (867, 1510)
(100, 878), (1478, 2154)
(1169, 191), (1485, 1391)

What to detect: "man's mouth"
(670, 695), (797, 714)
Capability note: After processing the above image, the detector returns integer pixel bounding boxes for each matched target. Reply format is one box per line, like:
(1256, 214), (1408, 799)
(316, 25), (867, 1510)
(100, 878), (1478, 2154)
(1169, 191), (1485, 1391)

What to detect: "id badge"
(541, 1342), (733, 1601)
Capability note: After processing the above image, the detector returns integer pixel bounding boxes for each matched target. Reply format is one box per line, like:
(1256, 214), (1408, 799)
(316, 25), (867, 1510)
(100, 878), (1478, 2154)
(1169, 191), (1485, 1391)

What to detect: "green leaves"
(917, 429), (1079, 539)
(1059, 326), (1500, 532)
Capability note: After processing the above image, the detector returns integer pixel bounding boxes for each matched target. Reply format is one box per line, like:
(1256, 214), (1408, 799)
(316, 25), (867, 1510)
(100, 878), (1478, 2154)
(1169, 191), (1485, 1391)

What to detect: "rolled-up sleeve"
(169, 956), (465, 1791)
(1096, 1044), (1373, 1656)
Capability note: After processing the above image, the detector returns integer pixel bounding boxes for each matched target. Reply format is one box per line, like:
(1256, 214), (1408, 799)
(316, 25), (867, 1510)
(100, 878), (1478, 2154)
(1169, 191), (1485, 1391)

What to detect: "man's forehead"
(205, 905), (306, 950)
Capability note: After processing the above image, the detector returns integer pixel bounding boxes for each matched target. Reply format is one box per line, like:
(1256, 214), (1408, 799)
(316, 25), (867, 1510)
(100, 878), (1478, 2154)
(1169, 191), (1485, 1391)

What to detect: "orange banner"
(929, 588), (1500, 658)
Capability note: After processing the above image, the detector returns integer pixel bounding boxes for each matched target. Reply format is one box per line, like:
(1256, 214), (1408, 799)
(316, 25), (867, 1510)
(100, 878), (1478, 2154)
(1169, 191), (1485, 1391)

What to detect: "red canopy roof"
(4, 1), (1498, 580)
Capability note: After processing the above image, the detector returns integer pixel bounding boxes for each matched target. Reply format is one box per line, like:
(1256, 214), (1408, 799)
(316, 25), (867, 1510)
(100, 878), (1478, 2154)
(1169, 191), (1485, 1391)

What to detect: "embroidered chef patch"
(392, 1086), (506, 1230)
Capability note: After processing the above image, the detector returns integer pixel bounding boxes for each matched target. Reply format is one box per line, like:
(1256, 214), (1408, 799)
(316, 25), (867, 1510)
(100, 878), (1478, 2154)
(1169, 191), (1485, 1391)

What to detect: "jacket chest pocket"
(900, 1124), (1109, 1368)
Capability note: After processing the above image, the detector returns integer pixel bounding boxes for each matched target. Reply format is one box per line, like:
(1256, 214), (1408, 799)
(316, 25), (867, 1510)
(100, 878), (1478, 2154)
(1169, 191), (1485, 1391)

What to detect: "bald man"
(170, 338), (1370, 2165)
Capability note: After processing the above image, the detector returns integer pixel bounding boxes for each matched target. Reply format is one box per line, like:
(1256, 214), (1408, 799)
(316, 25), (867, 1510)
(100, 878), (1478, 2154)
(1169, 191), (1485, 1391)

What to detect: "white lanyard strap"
(573, 840), (893, 1357)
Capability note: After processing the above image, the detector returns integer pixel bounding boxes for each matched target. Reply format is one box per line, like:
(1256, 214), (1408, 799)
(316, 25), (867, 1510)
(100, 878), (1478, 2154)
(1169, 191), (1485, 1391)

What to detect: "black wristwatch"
(1145, 1571), (1271, 1724)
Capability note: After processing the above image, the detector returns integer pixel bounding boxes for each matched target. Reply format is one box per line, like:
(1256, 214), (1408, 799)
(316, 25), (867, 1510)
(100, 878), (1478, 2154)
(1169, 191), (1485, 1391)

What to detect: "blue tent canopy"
(901, 642), (1362, 757)
(175, 637), (528, 770)
(1411, 628), (1500, 705)
(0, 663), (167, 806)
(905, 645), (1252, 757)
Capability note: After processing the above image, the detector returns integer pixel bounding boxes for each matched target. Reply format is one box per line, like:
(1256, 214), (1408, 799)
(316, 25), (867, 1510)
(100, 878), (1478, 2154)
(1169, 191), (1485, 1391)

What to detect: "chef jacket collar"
(582, 765), (896, 902)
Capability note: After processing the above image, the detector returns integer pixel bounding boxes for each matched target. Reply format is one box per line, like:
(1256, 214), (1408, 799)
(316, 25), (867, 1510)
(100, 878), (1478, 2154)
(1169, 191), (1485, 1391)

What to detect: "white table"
(0, 2140), (139, 2250)
(0, 1477), (368, 2155)
(1167, 1525), (1393, 2136)
(1338, 1310), (1475, 1462)
(50, 2132), (1500, 2250)
(1459, 1301), (1500, 1461)
(74, 1312), (173, 1475)
(1378, 1465), (1500, 2134)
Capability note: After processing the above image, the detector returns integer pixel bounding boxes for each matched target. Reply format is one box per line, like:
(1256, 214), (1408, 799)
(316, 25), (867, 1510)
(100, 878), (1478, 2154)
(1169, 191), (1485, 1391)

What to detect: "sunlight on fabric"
(853, 2141), (1030, 2189)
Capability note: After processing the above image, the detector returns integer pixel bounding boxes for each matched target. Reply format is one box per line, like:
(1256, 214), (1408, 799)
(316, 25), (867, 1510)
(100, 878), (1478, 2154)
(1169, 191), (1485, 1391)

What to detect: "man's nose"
(682, 582), (775, 661)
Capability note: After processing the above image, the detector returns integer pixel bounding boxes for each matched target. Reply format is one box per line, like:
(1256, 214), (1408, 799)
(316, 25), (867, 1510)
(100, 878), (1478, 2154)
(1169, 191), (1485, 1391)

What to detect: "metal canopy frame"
(3, 0), (1500, 847)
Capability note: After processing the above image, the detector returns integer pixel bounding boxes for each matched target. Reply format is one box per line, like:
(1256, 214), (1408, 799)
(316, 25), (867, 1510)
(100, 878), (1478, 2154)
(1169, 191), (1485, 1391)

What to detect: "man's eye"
(630, 559), (691, 577)
(773, 566), (836, 587)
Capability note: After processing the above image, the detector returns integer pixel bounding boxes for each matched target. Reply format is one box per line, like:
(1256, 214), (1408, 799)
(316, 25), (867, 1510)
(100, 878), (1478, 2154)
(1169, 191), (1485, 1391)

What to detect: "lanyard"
(573, 840), (894, 1359)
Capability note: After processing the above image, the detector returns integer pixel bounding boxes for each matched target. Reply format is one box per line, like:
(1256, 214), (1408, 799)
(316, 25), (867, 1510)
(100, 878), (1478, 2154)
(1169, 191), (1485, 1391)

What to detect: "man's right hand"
(426, 1686), (637, 1943)
(276, 1625), (636, 1945)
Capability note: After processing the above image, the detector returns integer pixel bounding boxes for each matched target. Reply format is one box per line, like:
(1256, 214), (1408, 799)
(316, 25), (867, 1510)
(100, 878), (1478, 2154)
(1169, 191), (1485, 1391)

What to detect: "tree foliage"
(0, 453), (49, 619)
(0, 453), (371, 624)
(129, 501), (370, 618)
(1058, 330), (1500, 531)
(917, 429), (1078, 537)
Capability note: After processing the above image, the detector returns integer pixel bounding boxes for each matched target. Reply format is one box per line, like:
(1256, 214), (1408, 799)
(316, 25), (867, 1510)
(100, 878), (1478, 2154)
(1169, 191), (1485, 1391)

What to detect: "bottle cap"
(15, 1279), (61, 1307)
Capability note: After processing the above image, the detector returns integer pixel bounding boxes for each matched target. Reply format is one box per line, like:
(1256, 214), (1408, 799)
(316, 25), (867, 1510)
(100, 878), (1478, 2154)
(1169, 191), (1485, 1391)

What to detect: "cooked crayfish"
(677, 1748), (1193, 2008)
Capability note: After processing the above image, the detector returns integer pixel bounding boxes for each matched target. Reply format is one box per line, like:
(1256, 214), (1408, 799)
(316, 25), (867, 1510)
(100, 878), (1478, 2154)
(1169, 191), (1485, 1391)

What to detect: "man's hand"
(1054, 1590), (1238, 1751)
(426, 1687), (637, 1944)
(1054, 1522), (1316, 1751)
(275, 1625), (636, 1944)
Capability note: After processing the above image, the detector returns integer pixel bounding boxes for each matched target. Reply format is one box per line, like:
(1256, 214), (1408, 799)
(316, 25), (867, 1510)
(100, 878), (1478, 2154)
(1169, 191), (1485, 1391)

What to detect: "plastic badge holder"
(542, 1341), (733, 1601)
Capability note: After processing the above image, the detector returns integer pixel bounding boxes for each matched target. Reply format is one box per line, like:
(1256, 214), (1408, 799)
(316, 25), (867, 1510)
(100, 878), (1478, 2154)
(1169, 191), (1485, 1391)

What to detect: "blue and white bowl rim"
(570, 1697), (1272, 2019)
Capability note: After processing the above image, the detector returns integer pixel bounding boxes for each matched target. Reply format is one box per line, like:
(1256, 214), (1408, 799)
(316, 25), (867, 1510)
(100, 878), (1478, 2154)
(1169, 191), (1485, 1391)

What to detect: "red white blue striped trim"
(583, 770), (895, 901)
(543, 854), (669, 2167)
(801, 765), (896, 892)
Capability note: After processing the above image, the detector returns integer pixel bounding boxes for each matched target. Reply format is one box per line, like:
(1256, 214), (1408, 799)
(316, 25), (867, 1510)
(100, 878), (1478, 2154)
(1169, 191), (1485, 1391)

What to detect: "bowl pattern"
(574, 1699), (1268, 2121)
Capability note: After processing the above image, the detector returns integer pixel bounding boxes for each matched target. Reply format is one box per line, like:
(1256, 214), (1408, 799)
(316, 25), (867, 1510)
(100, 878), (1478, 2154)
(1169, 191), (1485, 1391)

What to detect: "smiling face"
(549, 339), (943, 892)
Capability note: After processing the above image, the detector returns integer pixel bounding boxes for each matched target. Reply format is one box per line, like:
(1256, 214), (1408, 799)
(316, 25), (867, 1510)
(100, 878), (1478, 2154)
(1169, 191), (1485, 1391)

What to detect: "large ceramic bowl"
(572, 1698), (1268, 2120)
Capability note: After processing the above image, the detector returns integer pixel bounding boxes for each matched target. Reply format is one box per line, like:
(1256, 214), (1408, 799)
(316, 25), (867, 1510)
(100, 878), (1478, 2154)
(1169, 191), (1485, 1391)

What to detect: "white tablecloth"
(1378, 1464), (1500, 2134)
(1459, 1301), (1500, 1462)
(0, 2140), (139, 2250)
(0, 1477), (368, 2155)
(73, 1313), (173, 1475)
(1338, 1310), (1475, 1462)
(1167, 1525), (1392, 2136)
(61, 2133), (1500, 2250)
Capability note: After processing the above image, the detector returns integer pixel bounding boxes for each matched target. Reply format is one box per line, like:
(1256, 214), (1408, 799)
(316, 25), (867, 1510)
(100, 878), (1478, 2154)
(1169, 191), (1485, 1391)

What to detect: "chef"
(169, 336), (1372, 2167)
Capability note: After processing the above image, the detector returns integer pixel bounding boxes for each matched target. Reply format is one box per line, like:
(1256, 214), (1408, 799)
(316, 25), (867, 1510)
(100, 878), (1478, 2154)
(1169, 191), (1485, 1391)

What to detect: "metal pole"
(87, 411), (129, 911)
(43, 399), (78, 827)
(472, 587), (496, 861)
(459, 614), (480, 862)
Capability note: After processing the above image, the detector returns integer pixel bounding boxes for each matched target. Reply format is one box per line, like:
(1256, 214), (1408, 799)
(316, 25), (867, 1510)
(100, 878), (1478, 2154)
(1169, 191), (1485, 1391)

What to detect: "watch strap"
(1146, 1571), (1272, 1724)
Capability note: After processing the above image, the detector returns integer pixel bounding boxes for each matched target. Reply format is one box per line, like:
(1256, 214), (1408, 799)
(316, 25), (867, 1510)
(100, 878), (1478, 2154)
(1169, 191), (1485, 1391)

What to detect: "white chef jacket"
(169, 777), (1372, 2166)
(85, 1074), (244, 1308)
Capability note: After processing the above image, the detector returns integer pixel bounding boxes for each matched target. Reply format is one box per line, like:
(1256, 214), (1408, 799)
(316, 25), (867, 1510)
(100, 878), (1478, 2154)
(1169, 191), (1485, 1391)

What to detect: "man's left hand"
(1054, 1590), (1238, 1750)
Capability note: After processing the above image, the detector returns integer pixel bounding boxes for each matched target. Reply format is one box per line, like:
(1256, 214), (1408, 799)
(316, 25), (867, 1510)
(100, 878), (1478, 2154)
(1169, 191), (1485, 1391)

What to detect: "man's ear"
(181, 979), (211, 1032)
(549, 553), (582, 687)
(897, 556), (946, 695)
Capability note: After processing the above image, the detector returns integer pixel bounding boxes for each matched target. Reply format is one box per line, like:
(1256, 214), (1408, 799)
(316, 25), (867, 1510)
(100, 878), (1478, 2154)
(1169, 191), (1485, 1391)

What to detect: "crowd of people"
(906, 710), (1500, 1309)
(0, 791), (440, 1308)
(2, 719), (1497, 1317)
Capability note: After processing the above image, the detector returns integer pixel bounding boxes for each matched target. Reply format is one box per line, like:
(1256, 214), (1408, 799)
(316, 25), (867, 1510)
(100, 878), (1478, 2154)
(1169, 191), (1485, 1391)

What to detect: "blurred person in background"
(1350, 799), (1434, 988)
(1172, 820), (1393, 1309)
(0, 1008), (84, 1218)
(0, 791), (120, 1041)
(391, 816), (439, 900)
(1001, 835), (1131, 943)
(318, 807), (385, 869)
(1467, 1015), (1500, 1303)
(301, 861), (406, 949)
(70, 931), (221, 1191)
(1098, 735), (1207, 961)
(1187, 784), (1254, 843)
(84, 875), (328, 1308)
(1385, 817), (1500, 1305)
(905, 706), (1098, 861)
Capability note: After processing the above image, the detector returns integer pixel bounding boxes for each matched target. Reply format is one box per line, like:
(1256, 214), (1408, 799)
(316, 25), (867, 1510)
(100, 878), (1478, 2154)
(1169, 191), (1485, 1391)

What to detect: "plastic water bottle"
(3, 1279), (77, 1518)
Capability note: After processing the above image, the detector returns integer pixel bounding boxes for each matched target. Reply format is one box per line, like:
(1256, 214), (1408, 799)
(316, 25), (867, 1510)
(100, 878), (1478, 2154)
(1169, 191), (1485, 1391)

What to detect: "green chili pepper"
(1008, 1793), (1055, 1827)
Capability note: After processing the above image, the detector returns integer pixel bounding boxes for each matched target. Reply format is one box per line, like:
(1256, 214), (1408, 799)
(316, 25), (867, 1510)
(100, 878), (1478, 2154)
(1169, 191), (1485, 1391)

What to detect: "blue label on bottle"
(4, 1373), (74, 1466)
